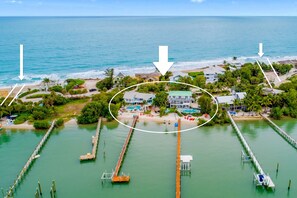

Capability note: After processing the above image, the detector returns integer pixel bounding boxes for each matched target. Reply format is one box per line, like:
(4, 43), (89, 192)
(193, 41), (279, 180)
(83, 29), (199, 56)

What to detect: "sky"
(0, 0), (297, 16)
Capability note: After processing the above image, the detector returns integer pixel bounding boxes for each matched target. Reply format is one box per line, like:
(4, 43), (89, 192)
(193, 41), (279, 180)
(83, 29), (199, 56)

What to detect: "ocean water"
(1, 16), (297, 87)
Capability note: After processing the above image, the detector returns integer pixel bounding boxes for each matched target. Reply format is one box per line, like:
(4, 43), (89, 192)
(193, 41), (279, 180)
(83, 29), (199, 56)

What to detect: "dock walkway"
(261, 114), (297, 149)
(80, 118), (102, 161)
(176, 119), (181, 198)
(6, 120), (56, 197)
(112, 116), (138, 183)
(227, 112), (275, 189)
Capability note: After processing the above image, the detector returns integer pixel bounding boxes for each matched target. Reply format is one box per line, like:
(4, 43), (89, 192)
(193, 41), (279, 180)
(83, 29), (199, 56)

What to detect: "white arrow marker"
(256, 60), (273, 89)
(8, 84), (26, 106)
(258, 43), (264, 57)
(0, 84), (18, 106)
(267, 58), (281, 82)
(19, 44), (24, 80)
(153, 46), (174, 75)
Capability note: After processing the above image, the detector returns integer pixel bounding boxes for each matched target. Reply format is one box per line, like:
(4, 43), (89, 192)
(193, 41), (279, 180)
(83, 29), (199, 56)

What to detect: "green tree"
(198, 95), (212, 114)
(153, 91), (168, 107)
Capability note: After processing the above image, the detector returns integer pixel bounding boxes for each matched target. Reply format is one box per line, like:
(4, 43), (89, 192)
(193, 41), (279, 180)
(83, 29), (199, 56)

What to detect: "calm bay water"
(1, 17), (297, 86)
(1, 119), (297, 197)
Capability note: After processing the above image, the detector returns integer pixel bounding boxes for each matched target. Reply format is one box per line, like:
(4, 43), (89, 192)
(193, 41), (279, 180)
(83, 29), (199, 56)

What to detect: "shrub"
(34, 120), (50, 129)
(270, 107), (283, 120)
(55, 118), (64, 128)
(49, 85), (65, 93)
(14, 114), (29, 124)
(69, 89), (87, 95)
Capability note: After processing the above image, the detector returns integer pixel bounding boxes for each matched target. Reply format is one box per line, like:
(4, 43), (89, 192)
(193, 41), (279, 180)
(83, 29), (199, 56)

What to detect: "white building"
(204, 65), (226, 83)
(123, 91), (155, 104)
(215, 91), (246, 110)
(168, 91), (193, 108)
(169, 71), (190, 82)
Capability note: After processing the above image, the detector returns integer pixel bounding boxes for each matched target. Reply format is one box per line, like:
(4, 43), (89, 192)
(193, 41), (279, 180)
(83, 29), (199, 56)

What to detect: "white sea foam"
(1, 55), (297, 88)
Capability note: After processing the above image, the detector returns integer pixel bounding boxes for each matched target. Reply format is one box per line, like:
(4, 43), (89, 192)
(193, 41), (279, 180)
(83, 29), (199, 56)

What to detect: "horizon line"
(0, 15), (297, 17)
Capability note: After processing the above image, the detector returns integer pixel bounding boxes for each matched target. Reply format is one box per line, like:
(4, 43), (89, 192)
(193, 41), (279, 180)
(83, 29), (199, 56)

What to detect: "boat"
(254, 173), (275, 189)
(33, 154), (41, 159)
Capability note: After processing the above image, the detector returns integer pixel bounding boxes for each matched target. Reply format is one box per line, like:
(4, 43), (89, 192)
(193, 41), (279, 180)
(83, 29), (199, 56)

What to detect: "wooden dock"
(111, 116), (138, 183)
(80, 118), (102, 161)
(228, 112), (275, 189)
(176, 119), (181, 198)
(5, 120), (56, 198)
(261, 114), (297, 150)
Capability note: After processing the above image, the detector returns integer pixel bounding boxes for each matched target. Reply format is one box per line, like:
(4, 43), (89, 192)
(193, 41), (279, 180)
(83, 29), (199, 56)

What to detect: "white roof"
(204, 66), (225, 75)
(216, 96), (235, 104)
(180, 155), (193, 163)
(236, 92), (246, 100)
(124, 91), (155, 100)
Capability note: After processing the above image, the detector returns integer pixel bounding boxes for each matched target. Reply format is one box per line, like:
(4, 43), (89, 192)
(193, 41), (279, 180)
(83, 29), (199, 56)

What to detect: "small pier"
(6, 120), (56, 197)
(227, 112), (275, 189)
(261, 114), (297, 150)
(80, 118), (102, 161)
(111, 115), (138, 183)
(176, 119), (181, 198)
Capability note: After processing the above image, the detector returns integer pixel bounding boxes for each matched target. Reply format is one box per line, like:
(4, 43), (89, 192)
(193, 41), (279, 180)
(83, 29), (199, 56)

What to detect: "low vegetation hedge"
(69, 89), (87, 95)
(19, 89), (39, 98)
(27, 94), (49, 99)
(33, 120), (51, 129)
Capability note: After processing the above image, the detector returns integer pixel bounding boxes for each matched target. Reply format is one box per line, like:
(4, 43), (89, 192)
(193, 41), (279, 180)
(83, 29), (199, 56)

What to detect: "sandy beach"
(1, 121), (35, 130)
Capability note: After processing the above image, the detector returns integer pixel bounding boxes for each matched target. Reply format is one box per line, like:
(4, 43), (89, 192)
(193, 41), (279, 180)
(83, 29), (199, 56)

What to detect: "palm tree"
(43, 78), (50, 91)
(233, 99), (241, 111)
(261, 96), (272, 113)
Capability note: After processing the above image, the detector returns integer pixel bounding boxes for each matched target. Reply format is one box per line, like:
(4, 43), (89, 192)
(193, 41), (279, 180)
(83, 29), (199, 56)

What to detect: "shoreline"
(1, 55), (297, 89)
(1, 115), (294, 131)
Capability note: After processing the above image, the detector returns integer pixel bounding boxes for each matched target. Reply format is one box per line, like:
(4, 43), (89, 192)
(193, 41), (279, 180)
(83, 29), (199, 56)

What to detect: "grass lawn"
(55, 98), (90, 121)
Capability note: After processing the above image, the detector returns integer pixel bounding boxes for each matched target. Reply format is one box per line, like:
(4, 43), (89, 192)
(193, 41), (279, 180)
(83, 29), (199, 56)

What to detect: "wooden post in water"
(35, 188), (40, 198)
(50, 187), (54, 198)
(38, 181), (42, 195)
(288, 179), (291, 190)
(52, 180), (56, 193)
(276, 163), (279, 173)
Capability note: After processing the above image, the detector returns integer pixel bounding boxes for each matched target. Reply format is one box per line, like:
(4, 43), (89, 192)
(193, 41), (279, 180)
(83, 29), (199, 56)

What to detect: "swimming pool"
(180, 108), (200, 114)
(126, 105), (142, 111)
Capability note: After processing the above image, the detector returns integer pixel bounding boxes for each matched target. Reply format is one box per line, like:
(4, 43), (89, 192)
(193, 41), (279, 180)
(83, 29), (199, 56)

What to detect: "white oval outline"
(108, 81), (218, 134)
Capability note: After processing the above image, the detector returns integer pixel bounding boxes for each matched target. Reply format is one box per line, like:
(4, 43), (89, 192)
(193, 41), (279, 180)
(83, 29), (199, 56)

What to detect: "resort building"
(123, 91), (155, 104)
(135, 70), (161, 82)
(168, 91), (193, 108)
(203, 65), (226, 83)
(113, 72), (125, 84)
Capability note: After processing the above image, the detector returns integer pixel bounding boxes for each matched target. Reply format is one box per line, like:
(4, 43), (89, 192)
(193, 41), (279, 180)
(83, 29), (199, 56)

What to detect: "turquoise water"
(126, 105), (142, 111)
(1, 17), (297, 86)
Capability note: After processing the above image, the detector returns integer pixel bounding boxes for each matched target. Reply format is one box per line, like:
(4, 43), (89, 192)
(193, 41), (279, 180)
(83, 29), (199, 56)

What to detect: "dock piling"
(35, 188), (39, 198)
(288, 180), (291, 190)
(38, 181), (42, 195)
